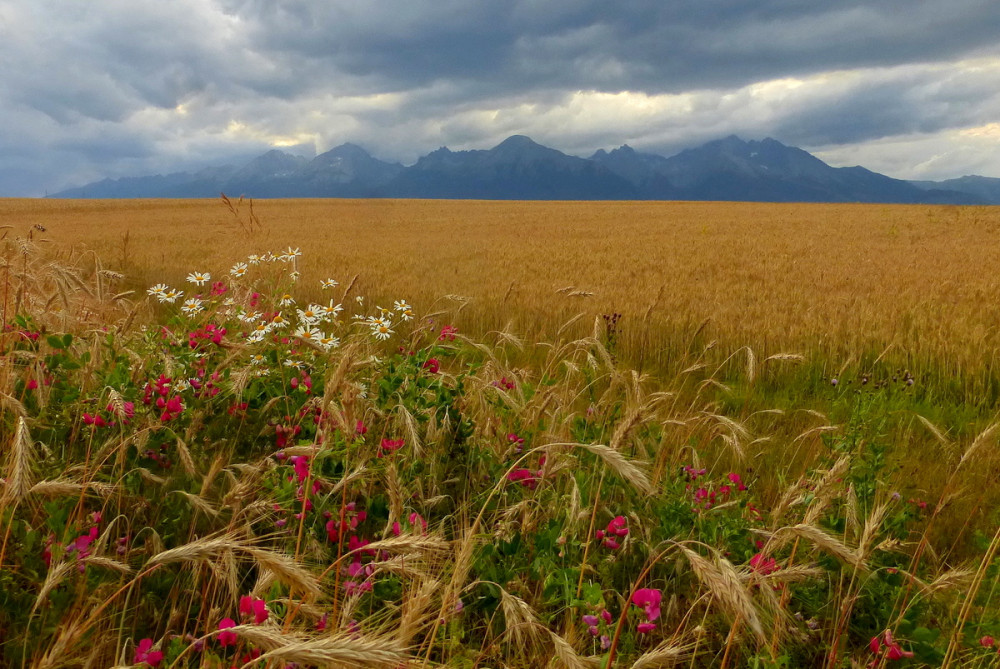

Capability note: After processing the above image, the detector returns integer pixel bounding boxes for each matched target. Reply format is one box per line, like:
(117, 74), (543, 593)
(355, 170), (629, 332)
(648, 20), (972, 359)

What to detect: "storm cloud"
(2, 0), (999, 195)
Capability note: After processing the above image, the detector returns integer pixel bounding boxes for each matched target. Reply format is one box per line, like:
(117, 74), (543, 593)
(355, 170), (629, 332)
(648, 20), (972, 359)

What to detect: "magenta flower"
(749, 553), (779, 575)
(378, 438), (405, 457)
(637, 622), (657, 634)
(870, 630), (914, 661)
(598, 516), (628, 549)
(632, 588), (662, 622)
(217, 618), (238, 647)
(134, 638), (163, 667)
(290, 455), (310, 483)
(506, 468), (538, 489)
(239, 595), (269, 624)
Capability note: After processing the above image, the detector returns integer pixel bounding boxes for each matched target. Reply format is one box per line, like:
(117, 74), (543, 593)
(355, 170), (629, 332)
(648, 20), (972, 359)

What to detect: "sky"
(3, 0), (1000, 196)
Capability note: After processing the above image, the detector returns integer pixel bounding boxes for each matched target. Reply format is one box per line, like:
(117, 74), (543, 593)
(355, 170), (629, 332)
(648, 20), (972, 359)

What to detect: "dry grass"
(5, 197), (1000, 381)
(3, 199), (1000, 667)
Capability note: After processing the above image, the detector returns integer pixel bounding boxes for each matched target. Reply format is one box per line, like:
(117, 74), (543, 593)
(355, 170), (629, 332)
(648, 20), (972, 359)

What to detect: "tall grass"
(1, 203), (999, 667)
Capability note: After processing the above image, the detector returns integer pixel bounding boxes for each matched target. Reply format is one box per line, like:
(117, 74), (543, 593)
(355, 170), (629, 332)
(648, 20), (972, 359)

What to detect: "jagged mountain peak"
(45, 135), (994, 204)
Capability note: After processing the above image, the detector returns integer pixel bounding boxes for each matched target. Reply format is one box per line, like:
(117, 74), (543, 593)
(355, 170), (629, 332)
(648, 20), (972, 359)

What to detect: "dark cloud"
(1, 0), (1000, 194)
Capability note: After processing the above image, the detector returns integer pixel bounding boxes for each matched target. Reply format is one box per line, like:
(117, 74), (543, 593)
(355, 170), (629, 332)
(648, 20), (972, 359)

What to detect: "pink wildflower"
(239, 595), (269, 624)
(439, 325), (458, 341)
(727, 472), (747, 490)
(378, 438), (405, 457)
(217, 618), (238, 647)
(749, 553), (780, 575)
(507, 468), (538, 490)
(632, 588), (662, 622)
(134, 638), (163, 667)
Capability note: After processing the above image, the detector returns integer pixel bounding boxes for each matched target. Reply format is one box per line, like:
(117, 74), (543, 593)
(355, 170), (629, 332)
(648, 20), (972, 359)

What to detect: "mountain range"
(48, 135), (1000, 204)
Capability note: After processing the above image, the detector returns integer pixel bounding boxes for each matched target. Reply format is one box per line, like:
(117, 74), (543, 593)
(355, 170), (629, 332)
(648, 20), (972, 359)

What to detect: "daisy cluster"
(146, 248), (415, 350)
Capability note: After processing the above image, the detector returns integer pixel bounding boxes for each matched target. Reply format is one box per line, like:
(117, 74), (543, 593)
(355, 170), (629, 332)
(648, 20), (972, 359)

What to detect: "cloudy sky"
(3, 0), (1000, 196)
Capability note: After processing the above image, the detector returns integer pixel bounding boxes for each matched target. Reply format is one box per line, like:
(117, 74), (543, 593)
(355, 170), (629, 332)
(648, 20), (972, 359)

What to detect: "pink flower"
(981, 635), (996, 648)
(632, 588), (661, 622)
(607, 515), (629, 537)
(290, 455), (310, 483)
(422, 358), (440, 373)
(599, 516), (628, 549)
(637, 622), (657, 634)
(378, 438), (405, 457)
(870, 630), (914, 660)
(355, 419), (367, 435)
(494, 376), (515, 390)
(239, 595), (269, 624)
(217, 617), (238, 647)
(439, 325), (458, 341)
(134, 638), (163, 667)
(749, 553), (779, 575)
(160, 395), (183, 422)
(408, 512), (427, 532)
(886, 644), (914, 660)
(506, 468), (538, 490)
(727, 472), (747, 491)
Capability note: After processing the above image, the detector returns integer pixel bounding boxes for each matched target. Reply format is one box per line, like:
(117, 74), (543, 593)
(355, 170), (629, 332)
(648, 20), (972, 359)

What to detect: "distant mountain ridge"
(48, 135), (997, 204)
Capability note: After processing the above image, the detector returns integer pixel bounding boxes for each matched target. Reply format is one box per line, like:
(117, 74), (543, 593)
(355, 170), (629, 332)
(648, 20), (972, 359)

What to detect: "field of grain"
(3, 197), (1000, 667)
(6, 197), (1000, 386)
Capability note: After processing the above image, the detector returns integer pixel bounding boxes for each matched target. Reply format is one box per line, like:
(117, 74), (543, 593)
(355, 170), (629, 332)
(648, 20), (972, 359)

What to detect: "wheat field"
(6, 197), (1000, 380)
(4, 197), (1000, 666)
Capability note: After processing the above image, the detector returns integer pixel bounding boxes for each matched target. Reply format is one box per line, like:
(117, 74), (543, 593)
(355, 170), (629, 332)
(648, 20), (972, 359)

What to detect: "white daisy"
(247, 254), (262, 265)
(286, 246), (302, 258)
(270, 313), (289, 329)
(230, 262), (248, 277)
(147, 283), (169, 298)
(297, 306), (320, 324)
(394, 300), (414, 321)
(249, 354), (266, 365)
(181, 298), (204, 315)
(321, 278), (339, 289)
(318, 301), (343, 320)
(289, 270), (300, 282)
(239, 310), (261, 323)
(279, 294), (295, 307)
(186, 271), (211, 285)
(284, 359), (305, 369)
(319, 334), (341, 351)
(371, 320), (394, 341)
(294, 325), (320, 342)
(161, 289), (183, 304)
